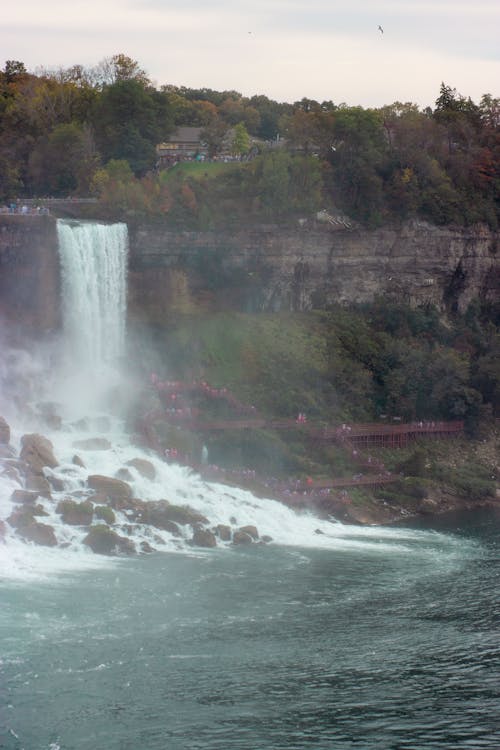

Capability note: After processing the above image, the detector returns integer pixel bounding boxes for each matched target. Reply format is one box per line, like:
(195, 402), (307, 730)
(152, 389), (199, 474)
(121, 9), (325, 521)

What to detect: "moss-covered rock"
(94, 505), (116, 524)
(56, 498), (94, 525)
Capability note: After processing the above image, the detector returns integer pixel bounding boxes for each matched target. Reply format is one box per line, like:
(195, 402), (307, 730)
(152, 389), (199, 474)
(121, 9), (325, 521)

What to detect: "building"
(156, 127), (208, 168)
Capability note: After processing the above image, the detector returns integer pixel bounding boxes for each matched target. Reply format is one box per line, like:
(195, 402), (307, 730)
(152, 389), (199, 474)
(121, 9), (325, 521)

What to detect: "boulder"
(0, 416), (11, 444)
(108, 496), (146, 514)
(82, 525), (135, 556)
(232, 530), (253, 545)
(126, 458), (156, 481)
(21, 521), (57, 547)
(214, 524), (232, 541)
(0, 444), (16, 459)
(191, 529), (217, 548)
(11, 489), (40, 505)
(72, 455), (85, 468)
(238, 525), (259, 540)
(25, 474), (52, 498)
(10, 509), (57, 546)
(140, 500), (208, 530)
(20, 433), (58, 474)
(0, 520), (6, 539)
(73, 437), (112, 451)
(140, 541), (155, 553)
(261, 535), (273, 543)
(87, 474), (133, 501)
(56, 498), (94, 525)
(47, 474), (65, 492)
(94, 505), (116, 524)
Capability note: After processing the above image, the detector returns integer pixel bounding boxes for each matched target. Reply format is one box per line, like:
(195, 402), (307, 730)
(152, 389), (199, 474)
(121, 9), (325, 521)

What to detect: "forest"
(0, 54), (499, 228)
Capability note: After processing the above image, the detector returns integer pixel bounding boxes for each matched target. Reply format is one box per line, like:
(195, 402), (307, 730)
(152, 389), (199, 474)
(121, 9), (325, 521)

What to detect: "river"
(1, 510), (499, 749)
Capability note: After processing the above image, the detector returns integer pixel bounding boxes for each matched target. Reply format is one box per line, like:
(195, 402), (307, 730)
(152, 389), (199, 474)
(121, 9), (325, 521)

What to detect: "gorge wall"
(127, 220), (499, 322)
(0, 215), (60, 334)
(0, 215), (498, 333)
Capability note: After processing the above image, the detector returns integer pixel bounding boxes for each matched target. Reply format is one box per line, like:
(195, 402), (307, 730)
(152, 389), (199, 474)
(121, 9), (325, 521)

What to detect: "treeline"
(0, 55), (499, 227)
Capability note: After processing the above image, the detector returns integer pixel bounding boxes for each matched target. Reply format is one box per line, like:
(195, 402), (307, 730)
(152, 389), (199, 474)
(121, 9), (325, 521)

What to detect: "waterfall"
(56, 220), (128, 369)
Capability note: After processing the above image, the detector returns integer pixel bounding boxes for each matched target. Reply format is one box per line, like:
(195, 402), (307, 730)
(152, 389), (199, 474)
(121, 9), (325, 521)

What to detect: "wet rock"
(0, 444), (15, 459)
(109, 495), (145, 514)
(19, 521), (57, 547)
(0, 520), (6, 539)
(83, 525), (135, 556)
(261, 535), (273, 543)
(11, 489), (40, 505)
(191, 529), (217, 548)
(232, 530), (253, 545)
(143, 500), (208, 528)
(87, 474), (133, 501)
(94, 505), (116, 524)
(238, 525), (259, 540)
(8, 508), (57, 546)
(72, 455), (85, 468)
(214, 524), (231, 541)
(140, 541), (155, 553)
(73, 437), (112, 451)
(20, 433), (58, 474)
(56, 498), (94, 525)
(32, 504), (49, 517)
(0, 416), (11, 444)
(47, 474), (65, 492)
(115, 468), (134, 482)
(126, 458), (156, 481)
(25, 474), (52, 498)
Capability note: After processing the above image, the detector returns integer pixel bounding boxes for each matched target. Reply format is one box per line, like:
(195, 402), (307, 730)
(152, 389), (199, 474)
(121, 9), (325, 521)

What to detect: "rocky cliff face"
(0, 216), (60, 333)
(127, 220), (499, 320)
(0, 216), (498, 333)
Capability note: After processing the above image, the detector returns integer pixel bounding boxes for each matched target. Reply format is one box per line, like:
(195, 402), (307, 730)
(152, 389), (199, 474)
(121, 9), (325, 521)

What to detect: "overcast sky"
(3, 0), (499, 107)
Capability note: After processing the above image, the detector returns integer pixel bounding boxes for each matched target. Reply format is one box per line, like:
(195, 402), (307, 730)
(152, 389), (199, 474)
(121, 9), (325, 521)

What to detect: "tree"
(91, 54), (150, 88)
(92, 79), (173, 175)
(28, 122), (98, 195)
(231, 122), (250, 156)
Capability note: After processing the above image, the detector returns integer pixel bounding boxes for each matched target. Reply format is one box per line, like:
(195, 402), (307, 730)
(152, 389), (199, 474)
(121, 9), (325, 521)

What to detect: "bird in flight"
(378, 25), (384, 34)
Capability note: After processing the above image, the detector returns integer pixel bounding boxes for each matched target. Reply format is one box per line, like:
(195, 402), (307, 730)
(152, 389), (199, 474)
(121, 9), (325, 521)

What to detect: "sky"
(2, 0), (500, 108)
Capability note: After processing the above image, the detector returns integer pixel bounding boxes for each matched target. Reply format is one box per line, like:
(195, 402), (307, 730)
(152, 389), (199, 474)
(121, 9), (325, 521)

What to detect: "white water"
(57, 220), (128, 369)
(0, 221), (471, 583)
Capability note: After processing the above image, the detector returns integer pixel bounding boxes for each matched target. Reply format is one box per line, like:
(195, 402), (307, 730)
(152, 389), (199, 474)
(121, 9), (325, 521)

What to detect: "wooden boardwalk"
(141, 378), (464, 495)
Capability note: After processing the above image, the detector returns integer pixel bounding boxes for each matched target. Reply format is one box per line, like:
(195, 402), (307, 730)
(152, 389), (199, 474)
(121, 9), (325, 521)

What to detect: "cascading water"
(56, 220), (128, 369)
